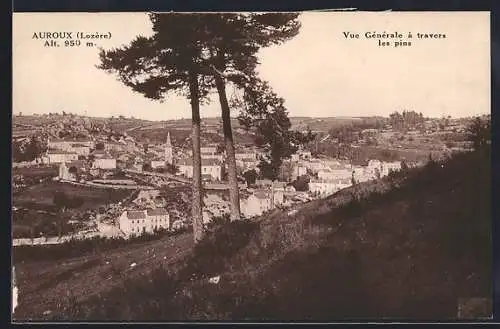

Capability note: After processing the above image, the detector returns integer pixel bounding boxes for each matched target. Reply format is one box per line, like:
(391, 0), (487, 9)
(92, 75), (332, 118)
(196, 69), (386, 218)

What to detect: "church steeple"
(166, 132), (172, 147)
(165, 131), (173, 165)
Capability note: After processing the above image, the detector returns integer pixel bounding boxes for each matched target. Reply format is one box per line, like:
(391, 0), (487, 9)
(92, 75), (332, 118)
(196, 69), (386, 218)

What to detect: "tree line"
(389, 110), (425, 131)
(13, 137), (47, 162)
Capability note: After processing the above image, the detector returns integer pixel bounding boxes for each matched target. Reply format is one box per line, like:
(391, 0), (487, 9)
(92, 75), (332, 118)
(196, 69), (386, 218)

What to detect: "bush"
(181, 219), (259, 280)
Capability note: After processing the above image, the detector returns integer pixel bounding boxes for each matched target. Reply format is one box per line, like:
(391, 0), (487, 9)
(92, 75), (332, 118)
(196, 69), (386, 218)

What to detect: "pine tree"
(194, 13), (302, 220)
(97, 14), (215, 243)
(236, 77), (315, 181)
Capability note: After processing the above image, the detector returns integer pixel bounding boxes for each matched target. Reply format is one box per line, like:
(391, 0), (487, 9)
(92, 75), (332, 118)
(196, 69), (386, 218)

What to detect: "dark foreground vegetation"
(22, 146), (491, 321)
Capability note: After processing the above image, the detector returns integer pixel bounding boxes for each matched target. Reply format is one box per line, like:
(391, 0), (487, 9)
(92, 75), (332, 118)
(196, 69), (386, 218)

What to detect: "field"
(13, 181), (133, 239)
(13, 232), (195, 320)
(290, 116), (365, 132)
(361, 145), (448, 163)
(13, 181), (132, 210)
(13, 166), (59, 178)
(129, 126), (255, 145)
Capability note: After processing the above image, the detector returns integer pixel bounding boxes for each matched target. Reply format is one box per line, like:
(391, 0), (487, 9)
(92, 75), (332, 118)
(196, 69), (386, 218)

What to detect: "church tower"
(165, 132), (173, 165)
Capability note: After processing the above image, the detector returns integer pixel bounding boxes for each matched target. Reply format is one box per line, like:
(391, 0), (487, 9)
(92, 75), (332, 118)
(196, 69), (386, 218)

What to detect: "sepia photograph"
(12, 11), (492, 321)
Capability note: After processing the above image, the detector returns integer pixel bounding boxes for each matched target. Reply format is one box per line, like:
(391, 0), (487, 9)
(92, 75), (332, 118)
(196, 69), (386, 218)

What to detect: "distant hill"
(20, 146), (491, 321)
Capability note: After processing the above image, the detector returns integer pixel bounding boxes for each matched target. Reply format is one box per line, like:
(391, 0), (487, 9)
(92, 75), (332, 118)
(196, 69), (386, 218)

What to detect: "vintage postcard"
(12, 11), (492, 322)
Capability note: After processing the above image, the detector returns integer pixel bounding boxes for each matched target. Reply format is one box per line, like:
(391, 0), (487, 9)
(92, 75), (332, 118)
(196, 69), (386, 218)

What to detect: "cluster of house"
(142, 132), (260, 182)
(239, 158), (402, 216)
(44, 137), (123, 181)
(306, 159), (401, 197)
(47, 131), (404, 229)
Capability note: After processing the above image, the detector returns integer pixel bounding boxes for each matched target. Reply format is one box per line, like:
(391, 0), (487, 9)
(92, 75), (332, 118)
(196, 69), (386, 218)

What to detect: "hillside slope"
(18, 147), (492, 321)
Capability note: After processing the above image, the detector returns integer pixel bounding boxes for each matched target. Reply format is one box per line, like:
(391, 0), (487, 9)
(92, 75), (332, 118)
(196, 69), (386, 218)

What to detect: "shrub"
(182, 219), (259, 280)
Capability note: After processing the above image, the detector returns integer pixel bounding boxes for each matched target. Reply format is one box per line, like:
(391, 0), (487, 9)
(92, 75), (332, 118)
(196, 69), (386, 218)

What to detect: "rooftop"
(62, 160), (86, 168)
(47, 150), (78, 155)
(146, 208), (168, 216)
(49, 138), (93, 143)
(178, 158), (222, 166)
(253, 191), (270, 200)
(126, 210), (146, 220)
(310, 178), (351, 184)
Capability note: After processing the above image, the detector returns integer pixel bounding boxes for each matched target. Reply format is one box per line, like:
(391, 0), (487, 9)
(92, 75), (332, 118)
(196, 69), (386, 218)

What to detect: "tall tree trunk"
(214, 75), (241, 221)
(58, 207), (66, 240)
(189, 72), (204, 243)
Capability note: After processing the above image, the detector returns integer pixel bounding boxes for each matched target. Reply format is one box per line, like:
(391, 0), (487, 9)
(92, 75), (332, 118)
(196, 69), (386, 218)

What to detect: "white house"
(48, 138), (95, 151)
(69, 143), (91, 156)
(235, 152), (257, 161)
(298, 150), (312, 160)
(202, 153), (224, 162)
(200, 146), (218, 155)
(309, 178), (352, 197)
(146, 208), (170, 231)
(366, 160), (401, 178)
(352, 166), (372, 183)
(93, 157), (117, 170)
(240, 191), (273, 218)
(292, 165), (308, 179)
(236, 158), (259, 172)
(309, 180), (338, 197)
(240, 184), (285, 218)
(381, 161), (402, 176)
(151, 160), (166, 169)
(104, 141), (125, 153)
(118, 208), (169, 237)
(303, 159), (329, 173)
(178, 158), (222, 181)
(44, 150), (79, 164)
(317, 168), (352, 181)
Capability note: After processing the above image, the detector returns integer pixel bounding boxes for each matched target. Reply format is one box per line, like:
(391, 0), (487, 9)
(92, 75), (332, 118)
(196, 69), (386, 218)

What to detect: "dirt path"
(13, 232), (194, 321)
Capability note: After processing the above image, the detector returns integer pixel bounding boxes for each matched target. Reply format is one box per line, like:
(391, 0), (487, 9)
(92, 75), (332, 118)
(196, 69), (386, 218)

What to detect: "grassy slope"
(13, 232), (195, 321)
(15, 147), (492, 321)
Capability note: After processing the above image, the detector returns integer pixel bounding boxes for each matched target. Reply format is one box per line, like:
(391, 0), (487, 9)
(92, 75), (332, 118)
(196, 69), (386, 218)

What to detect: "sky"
(13, 11), (490, 121)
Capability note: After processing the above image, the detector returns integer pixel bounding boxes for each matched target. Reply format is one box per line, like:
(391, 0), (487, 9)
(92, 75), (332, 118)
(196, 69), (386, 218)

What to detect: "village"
(12, 111), (478, 245)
